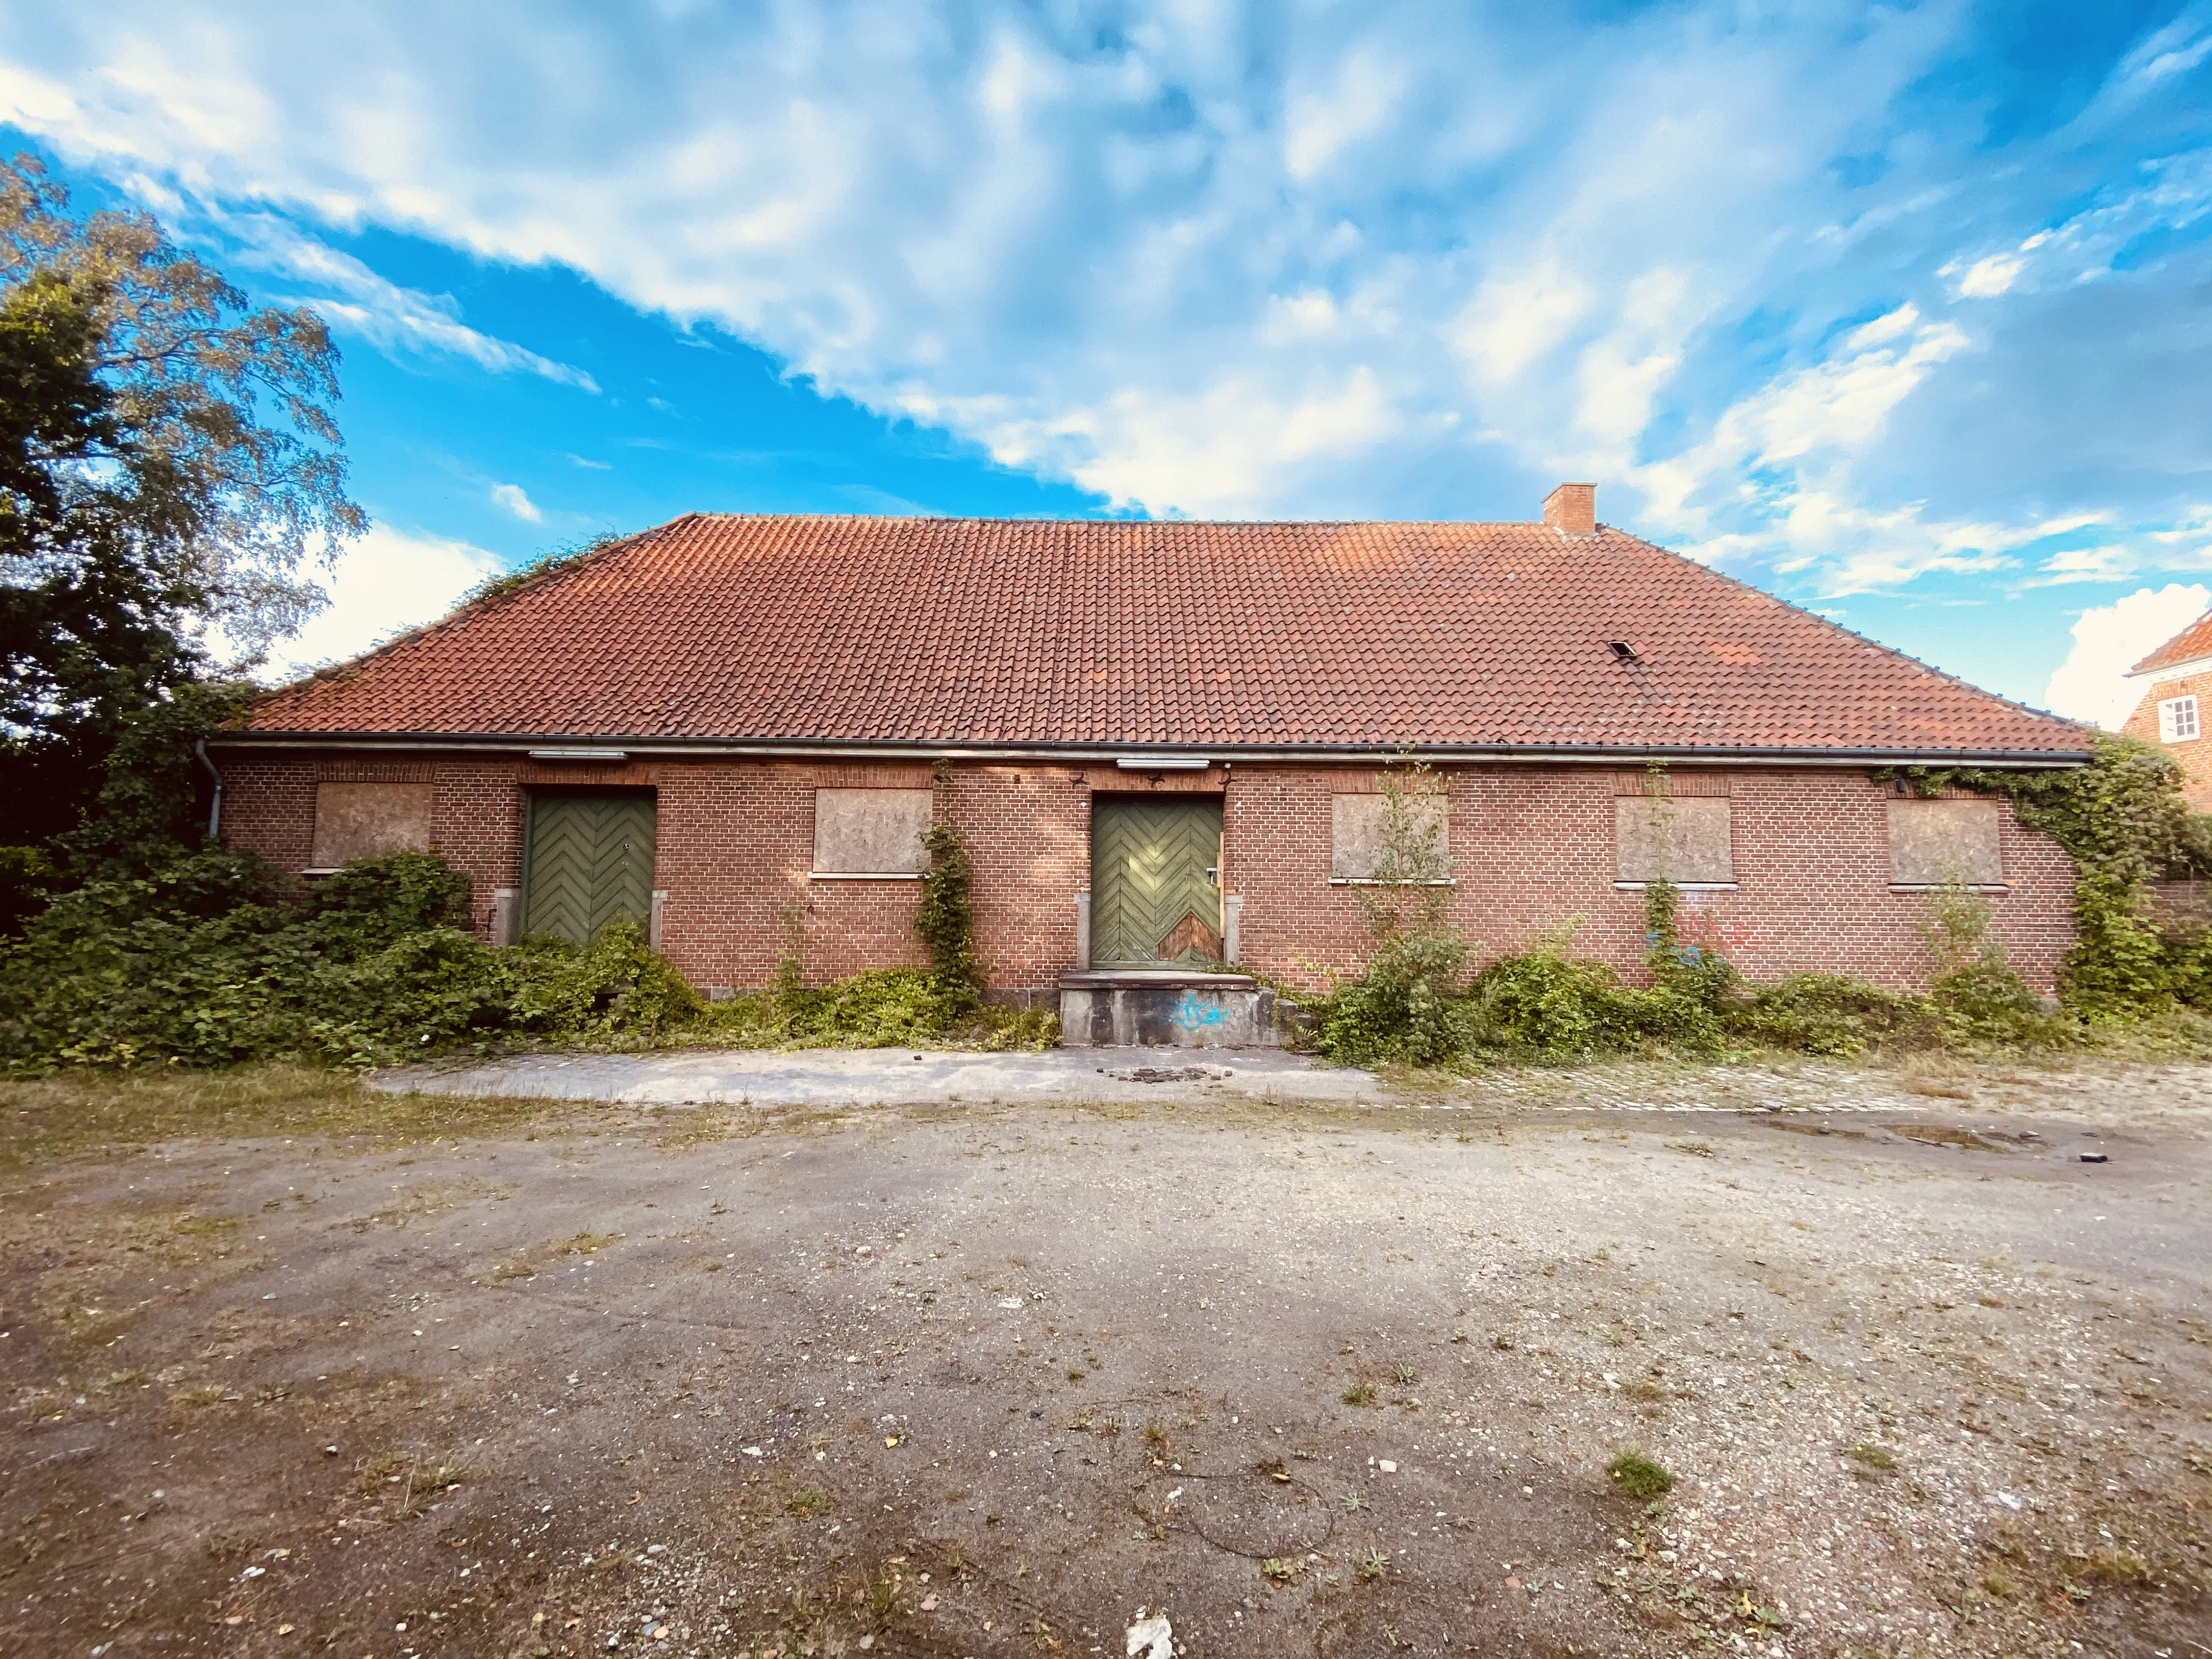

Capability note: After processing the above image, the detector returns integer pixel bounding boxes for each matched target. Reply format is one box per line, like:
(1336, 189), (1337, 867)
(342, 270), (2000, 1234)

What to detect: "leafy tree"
(0, 153), (362, 850)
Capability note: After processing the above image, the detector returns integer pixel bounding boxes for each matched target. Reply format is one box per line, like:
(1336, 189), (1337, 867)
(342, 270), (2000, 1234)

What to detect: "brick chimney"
(1543, 482), (1597, 535)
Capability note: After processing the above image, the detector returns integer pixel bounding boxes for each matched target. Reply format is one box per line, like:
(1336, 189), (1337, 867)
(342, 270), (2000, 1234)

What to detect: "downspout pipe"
(193, 738), (224, 842)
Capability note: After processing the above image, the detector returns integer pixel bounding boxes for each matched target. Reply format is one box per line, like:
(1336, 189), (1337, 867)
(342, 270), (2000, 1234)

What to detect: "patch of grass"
(168, 1385), (229, 1408)
(786, 1487), (836, 1517)
(1606, 1451), (1674, 1500)
(1842, 1443), (1897, 1472)
(355, 1451), (407, 1495)
(1388, 1363), (1418, 1386)
(1342, 1380), (1378, 1407)
(1665, 1139), (1717, 1158)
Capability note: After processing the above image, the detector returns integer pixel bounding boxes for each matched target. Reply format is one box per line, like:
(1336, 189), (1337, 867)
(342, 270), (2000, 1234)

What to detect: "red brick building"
(2122, 608), (2212, 810)
(212, 486), (2090, 1020)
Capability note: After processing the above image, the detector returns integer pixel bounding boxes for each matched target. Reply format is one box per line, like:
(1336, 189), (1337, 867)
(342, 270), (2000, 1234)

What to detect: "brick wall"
(2121, 672), (2212, 810)
(211, 748), (2078, 995)
(1227, 764), (2073, 994)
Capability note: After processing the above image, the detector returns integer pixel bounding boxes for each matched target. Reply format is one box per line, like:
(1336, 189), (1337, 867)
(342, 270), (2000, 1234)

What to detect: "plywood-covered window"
(1887, 798), (2004, 888)
(309, 782), (433, 871)
(812, 788), (932, 877)
(1615, 797), (1734, 885)
(1330, 792), (1449, 882)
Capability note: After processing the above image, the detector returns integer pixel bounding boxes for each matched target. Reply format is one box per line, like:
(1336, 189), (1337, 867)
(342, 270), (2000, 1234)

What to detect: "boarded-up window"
(1331, 794), (1449, 881)
(310, 782), (433, 870)
(1615, 797), (1733, 884)
(812, 788), (932, 875)
(1887, 799), (2003, 887)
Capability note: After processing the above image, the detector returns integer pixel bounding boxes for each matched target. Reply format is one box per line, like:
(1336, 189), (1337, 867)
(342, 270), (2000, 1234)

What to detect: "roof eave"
(210, 729), (2096, 769)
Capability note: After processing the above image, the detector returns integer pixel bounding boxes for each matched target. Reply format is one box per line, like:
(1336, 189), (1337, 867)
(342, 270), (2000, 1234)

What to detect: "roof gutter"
(207, 730), (2095, 770)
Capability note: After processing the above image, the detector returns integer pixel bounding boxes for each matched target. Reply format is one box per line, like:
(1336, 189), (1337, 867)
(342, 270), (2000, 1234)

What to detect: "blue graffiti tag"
(1172, 992), (1228, 1030)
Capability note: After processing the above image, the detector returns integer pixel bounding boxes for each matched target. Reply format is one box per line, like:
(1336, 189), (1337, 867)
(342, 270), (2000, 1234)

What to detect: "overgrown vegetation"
(1879, 734), (2212, 1018)
(1311, 743), (2212, 1071)
(0, 831), (1052, 1076)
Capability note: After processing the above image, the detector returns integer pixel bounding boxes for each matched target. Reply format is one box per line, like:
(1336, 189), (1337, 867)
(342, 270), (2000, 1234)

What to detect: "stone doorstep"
(1058, 972), (1284, 1049)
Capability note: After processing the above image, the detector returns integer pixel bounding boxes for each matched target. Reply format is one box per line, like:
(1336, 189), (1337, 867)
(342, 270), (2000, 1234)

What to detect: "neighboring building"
(211, 485), (2091, 1033)
(2123, 609), (2212, 810)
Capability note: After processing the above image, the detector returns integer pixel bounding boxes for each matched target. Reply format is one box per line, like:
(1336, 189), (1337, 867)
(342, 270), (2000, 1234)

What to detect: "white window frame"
(2159, 694), (2200, 742)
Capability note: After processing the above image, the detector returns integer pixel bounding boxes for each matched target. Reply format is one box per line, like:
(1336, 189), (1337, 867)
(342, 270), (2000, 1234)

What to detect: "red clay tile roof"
(242, 515), (2089, 760)
(2132, 608), (2212, 674)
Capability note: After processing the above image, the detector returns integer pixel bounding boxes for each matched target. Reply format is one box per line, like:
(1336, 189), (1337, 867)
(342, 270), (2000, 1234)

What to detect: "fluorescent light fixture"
(528, 747), (629, 761)
(1114, 754), (1211, 770)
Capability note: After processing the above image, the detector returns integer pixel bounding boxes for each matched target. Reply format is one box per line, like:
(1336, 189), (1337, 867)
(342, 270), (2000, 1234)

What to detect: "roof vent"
(1608, 641), (1641, 664)
(1544, 482), (1598, 536)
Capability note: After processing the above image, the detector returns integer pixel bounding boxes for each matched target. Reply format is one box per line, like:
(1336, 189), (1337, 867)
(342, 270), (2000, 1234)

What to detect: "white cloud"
(1952, 254), (2023, 297)
(0, 1), (1980, 525)
(221, 215), (600, 390)
(259, 522), (502, 680)
(2045, 583), (2212, 729)
(0, 0), (2205, 592)
(489, 482), (543, 521)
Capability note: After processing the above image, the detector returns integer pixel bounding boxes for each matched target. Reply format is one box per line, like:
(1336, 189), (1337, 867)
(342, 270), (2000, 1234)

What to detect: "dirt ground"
(3, 1055), (2210, 1659)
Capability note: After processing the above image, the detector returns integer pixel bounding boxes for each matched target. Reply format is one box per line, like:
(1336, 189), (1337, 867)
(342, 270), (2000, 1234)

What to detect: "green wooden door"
(1091, 798), (1224, 967)
(521, 792), (657, 945)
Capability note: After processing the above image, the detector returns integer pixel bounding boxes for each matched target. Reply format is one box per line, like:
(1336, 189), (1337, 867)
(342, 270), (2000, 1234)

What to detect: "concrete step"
(1057, 969), (1293, 1048)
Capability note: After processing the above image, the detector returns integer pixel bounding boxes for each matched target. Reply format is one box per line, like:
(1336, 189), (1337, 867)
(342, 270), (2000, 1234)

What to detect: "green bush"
(0, 845), (57, 938)
(1459, 940), (1634, 1060)
(0, 847), (1055, 1073)
(1735, 973), (1932, 1058)
(1313, 929), (1472, 1066)
(1308, 873), (2083, 1069)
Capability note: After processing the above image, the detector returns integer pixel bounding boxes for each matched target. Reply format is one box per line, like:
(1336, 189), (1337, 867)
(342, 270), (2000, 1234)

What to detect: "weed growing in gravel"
(1342, 1380), (1377, 1406)
(1842, 1443), (1897, 1473)
(1606, 1451), (1674, 1500)
(786, 1487), (836, 1517)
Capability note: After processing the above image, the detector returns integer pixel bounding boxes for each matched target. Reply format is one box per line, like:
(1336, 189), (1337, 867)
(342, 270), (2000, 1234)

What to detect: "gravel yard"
(3, 1054), (2208, 1658)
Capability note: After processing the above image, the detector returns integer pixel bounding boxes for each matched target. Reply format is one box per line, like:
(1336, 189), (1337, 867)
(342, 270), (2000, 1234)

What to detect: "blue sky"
(4, 1), (2211, 723)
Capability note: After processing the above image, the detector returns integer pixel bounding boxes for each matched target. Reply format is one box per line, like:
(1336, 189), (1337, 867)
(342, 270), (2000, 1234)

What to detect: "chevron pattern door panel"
(1090, 798), (1223, 967)
(521, 792), (658, 945)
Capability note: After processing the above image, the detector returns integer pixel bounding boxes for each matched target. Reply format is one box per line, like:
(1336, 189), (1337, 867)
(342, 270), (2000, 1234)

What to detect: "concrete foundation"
(1057, 969), (1289, 1048)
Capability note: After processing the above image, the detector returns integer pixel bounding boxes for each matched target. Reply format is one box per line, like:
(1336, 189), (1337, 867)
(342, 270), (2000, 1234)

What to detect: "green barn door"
(521, 792), (657, 945)
(1091, 798), (1224, 967)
